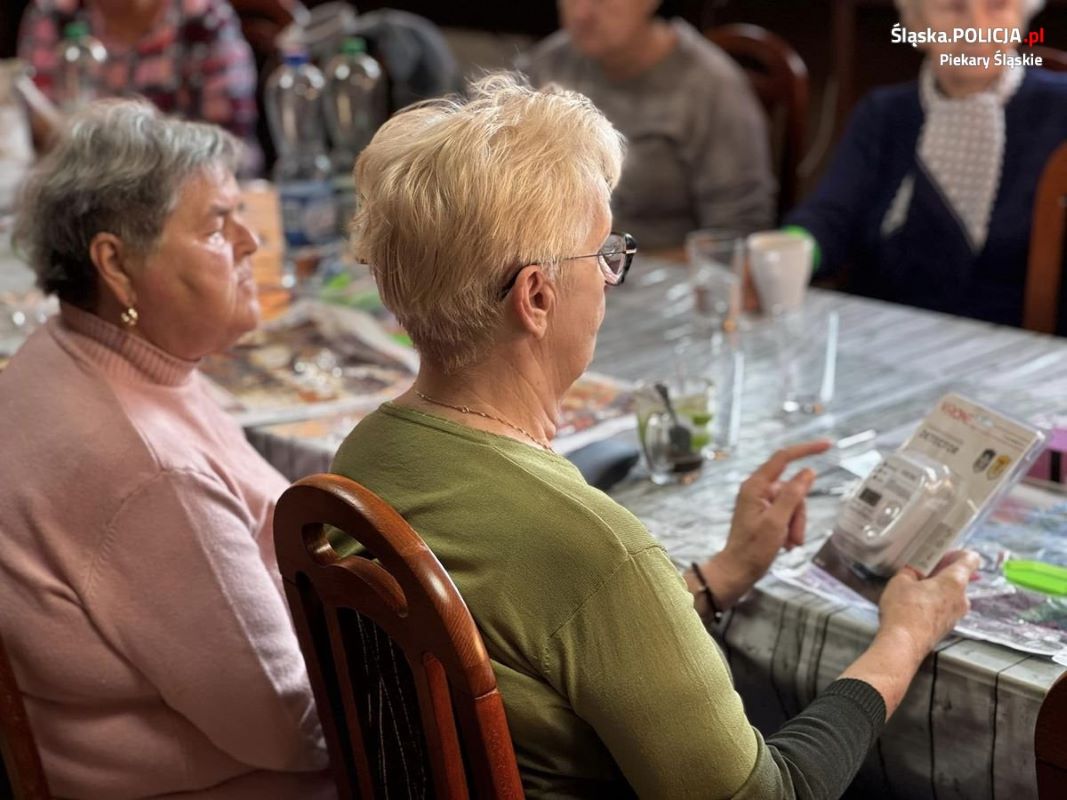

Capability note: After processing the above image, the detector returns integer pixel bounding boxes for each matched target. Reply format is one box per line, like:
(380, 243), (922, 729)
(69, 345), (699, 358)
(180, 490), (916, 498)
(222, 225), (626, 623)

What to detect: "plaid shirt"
(18, 0), (259, 159)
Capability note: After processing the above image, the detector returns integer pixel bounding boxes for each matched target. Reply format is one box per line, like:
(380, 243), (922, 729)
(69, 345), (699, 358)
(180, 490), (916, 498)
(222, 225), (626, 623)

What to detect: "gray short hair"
(14, 99), (240, 308)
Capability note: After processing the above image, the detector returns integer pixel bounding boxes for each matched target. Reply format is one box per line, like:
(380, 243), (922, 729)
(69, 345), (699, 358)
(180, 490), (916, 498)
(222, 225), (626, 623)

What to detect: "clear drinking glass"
(775, 309), (839, 415)
(685, 229), (743, 333)
(705, 334), (744, 458)
(635, 380), (712, 485)
(634, 336), (745, 483)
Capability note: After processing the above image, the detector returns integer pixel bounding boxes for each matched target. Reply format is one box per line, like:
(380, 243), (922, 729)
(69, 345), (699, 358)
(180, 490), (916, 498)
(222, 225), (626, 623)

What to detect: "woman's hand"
(700, 440), (830, 608)
(840, 550), (981, 718)
(877, 550), (980, 657)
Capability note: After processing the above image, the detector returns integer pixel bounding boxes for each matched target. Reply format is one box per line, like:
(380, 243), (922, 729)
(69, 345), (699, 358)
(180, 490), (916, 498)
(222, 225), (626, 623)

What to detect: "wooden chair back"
(1024, 140), (1067, 334)
(1021, 43), (1067, 335)
(0, 632), (50, 800)
(229, 0), (308, 56)
(273, 474), (524, 799)
(707, 23), (810, 221)
(1037, 671), (1067, 799)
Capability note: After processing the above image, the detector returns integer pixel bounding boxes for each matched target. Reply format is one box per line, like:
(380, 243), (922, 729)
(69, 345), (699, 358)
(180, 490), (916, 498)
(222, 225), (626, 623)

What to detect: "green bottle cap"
(340, 37), (367, 56)
(63, 20), (89, 39)
(1003, 559), (1067, 596)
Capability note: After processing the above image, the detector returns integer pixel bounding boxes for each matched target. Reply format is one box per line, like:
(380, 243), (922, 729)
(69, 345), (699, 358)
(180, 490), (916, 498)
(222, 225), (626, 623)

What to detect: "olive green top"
(330, 403), (885, 798)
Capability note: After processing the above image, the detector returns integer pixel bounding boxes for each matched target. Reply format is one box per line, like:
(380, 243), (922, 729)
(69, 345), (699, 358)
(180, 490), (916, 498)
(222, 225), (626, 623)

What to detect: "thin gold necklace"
(415, 390), (554, 452)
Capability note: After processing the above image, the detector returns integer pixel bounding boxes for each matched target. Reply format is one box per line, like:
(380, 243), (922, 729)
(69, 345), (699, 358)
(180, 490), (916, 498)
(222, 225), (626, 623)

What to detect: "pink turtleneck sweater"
(0, 305), (334, 800)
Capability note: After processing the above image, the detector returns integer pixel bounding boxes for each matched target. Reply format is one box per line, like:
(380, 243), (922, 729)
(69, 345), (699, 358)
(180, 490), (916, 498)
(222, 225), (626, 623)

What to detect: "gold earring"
(120, 307), (139, 328)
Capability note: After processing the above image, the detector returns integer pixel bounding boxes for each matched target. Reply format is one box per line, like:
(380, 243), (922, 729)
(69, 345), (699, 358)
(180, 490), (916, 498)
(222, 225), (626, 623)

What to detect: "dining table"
(245, 258), (1067, 799)
(2, 237), (1066, 797)
(591, 260), (1067, 800)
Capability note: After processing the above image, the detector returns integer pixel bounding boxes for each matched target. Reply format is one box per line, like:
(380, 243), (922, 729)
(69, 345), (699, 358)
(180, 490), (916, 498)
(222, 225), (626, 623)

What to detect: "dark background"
(3, 0), (1065, 186)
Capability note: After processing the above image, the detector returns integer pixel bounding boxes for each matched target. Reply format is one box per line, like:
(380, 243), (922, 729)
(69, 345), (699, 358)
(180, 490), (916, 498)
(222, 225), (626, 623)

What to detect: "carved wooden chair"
(229, 0), (308, 57)
(273, 474), (524, 799)
(0, 632), (50, 800)
(1037, 671), (1067, 799)
(707, 23), (810, 222)
(1024, 140), (1067, 335)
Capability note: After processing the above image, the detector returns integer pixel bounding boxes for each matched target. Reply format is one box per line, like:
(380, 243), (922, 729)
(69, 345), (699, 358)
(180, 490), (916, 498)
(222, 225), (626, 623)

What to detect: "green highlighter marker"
(1003, 560), (1067, 596)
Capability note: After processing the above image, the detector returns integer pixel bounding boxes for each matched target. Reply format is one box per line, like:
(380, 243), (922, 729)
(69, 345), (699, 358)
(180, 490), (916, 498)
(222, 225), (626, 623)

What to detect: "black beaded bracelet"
(691, 562), (724, 624)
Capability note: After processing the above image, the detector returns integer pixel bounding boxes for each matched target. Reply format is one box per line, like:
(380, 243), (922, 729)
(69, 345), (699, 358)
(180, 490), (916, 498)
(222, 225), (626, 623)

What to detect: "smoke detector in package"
(816, 394), (1047, 587)
(831, 451), (959, 577)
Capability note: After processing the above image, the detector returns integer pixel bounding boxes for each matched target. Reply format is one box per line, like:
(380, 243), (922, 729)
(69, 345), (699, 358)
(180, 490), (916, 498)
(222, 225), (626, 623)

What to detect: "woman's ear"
(511, 264), (554, 340)
(88, 232), (137, 308)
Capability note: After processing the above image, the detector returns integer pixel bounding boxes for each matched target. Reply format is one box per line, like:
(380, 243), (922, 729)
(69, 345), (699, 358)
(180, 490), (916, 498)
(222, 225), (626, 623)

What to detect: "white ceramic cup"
(746, 231), (814, 314)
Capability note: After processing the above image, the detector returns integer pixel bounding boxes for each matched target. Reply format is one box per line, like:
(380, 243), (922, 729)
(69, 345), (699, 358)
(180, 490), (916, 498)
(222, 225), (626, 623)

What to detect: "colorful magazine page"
(249, 372), (636, 464)
(957, 482), (1067, 660)
(199, 300), (418, 427)
(777, 480), (1067, 661)
(254, 408), (370, 460)
(554, 372), (636, 454)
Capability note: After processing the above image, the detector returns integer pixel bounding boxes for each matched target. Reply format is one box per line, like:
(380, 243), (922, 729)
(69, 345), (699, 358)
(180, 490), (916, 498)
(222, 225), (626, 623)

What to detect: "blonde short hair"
(352, 73), (625, 373)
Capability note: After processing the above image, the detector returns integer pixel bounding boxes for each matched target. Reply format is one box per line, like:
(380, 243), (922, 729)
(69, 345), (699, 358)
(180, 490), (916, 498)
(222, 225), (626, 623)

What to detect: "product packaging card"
(815, 393), (1046, 600)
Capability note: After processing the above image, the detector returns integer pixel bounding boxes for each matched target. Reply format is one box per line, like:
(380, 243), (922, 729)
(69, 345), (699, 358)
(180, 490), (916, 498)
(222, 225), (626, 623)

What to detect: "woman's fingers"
(749, 441), (832, 484)
(896, 551), (980, 584)
(895, 565), (923, 581)
(786, 496), (807, 549)
(930, 550), (981, 586)
(765, 468), (816, 532)
(930, 549), (982, 576)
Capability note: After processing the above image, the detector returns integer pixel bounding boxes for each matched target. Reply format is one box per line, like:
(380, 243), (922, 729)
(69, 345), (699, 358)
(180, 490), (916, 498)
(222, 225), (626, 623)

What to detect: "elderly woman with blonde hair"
(786, 0), (1067, 333)
(331, 73), (979, 798)
(0, 101), (332, 798)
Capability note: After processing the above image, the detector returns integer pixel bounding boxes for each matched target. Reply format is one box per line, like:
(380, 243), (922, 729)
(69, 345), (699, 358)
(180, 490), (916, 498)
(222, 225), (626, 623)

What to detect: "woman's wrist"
(689, 561), (724, 622)
(871, 622), (930, 668)
(715, 548), (764, 604)
(687, 554), (755, 618)
(840, 626), (927, 718)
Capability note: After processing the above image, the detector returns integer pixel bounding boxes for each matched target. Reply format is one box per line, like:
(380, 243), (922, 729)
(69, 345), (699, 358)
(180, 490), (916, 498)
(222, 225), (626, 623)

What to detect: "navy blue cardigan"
(788, 69), (1067, 335)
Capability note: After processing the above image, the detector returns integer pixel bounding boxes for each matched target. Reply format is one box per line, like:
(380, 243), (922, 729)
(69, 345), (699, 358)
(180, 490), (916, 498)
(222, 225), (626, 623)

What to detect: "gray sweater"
(521, 19), (776, 250)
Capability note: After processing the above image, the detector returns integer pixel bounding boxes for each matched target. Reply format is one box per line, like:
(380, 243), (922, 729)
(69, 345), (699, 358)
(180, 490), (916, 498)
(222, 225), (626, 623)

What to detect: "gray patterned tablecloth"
(247, 260), (1067, 798)
(592, 263), (1067, 800)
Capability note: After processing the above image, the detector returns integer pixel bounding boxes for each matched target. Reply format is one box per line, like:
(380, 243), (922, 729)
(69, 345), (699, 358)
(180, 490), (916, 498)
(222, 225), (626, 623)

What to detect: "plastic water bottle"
(323, 37), (387, 236)
(55, 21), (106, 113)
(0, 61), (34, 213)
(264, 50), (339, 285)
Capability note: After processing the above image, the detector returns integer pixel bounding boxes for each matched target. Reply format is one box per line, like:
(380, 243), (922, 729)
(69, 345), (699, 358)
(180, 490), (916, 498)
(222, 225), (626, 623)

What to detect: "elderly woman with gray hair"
(786, 0), (1067, 334)
(0, 101), (333, 799)
(521, 0), (775, 249)
(331, 73), (979, 798)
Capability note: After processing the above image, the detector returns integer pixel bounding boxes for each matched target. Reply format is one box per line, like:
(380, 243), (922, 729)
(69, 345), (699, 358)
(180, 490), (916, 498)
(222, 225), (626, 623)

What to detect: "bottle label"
(279, 181), (339, 248)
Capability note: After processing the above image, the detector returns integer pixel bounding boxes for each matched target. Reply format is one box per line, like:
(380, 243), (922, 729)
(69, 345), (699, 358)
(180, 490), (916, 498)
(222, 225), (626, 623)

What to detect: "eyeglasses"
(497, 231), (637, 300)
